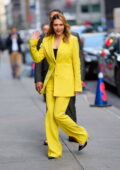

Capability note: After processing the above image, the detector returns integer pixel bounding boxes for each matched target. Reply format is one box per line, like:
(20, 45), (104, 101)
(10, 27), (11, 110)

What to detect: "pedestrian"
(0, 36), (4, 65)
(30, 13), (89, 159)
(34, 9), (84, 144)
(41, 24), (49, 35)
(6, 27), (23, 79)
(0, 36), (4, 51)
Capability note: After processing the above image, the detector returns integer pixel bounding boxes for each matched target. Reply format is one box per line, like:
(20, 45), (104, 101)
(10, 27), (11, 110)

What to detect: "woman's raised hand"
(30, 31), (40, 40)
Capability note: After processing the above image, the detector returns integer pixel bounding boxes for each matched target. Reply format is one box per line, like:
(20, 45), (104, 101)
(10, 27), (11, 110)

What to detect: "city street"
(0, 52), (120, 170)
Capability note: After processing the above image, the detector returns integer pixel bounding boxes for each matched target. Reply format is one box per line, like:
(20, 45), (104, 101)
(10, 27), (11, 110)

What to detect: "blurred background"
(0, 0), (120, 34)
(1, 0), (120, 99)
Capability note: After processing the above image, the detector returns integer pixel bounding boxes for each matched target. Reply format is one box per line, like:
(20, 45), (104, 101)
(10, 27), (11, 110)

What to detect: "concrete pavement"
(0, 52), (120, 170)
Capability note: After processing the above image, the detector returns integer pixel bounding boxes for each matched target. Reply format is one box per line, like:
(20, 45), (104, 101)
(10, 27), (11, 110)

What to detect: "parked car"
(98, 33), (120, 97)
(71, 25), (96, 36)
(81, 32), (107, 78)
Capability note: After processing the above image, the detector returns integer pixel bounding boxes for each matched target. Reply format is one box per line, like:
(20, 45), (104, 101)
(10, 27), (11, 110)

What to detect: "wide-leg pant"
(45, 77), (88, 158)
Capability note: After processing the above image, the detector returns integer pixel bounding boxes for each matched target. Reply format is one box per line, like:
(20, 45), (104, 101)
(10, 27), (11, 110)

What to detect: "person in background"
(30, 13), (88, 159)
(6, 27), (23, 79)
(34, 9), (84, 143)
(0, 36), (4, 51)
(41, 24), (49, 35)
(34, 24), (49, 145)
(35, 24), (49, 102)
(0, 35), (4, 65)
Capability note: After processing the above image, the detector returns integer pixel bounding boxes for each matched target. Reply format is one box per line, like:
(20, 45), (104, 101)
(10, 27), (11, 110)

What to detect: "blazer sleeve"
(34, 36), (45, 83)
(29, 39), (45, 63)
(72, 37), (82, 92)
(72, 32), (85, 81)
(17, 34), (23, 44)
(34, 62), (43, 83)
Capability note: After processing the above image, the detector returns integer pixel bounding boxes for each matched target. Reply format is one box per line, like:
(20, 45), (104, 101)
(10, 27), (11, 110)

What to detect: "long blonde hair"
(47, 14), (70, 42)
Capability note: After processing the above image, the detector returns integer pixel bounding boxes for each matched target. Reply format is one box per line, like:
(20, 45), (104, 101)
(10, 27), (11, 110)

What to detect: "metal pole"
(100, 0), (106, 25)
(25, 0), (29, 30)
(76, 0), (80, 24)
(100, 0), (106, 19)
(89, 0), (92, 23)
(35, 0), (41, 30)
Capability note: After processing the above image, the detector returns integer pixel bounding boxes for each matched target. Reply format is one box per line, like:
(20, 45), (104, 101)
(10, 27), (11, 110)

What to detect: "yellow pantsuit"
(45, 76), (88, 157)
(29, 35), (89, 158)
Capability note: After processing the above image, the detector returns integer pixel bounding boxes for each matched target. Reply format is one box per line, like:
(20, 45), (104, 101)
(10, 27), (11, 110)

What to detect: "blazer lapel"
(56, 39), (63, 61)
(48, 35), (63, 62)
(49, 36), (56, 63)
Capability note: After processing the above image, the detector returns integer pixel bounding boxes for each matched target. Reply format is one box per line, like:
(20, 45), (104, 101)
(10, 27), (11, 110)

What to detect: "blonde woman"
(29, 14), (88, 159)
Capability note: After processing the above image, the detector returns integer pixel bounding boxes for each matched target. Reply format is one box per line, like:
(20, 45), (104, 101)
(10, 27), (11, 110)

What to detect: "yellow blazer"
(29, 34), (82, 96)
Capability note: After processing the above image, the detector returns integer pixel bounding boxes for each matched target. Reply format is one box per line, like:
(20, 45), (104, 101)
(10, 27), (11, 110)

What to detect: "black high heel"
(78, 142), (87, 151)
(48, 156), (56, 159)
(43, 139), (48, 145)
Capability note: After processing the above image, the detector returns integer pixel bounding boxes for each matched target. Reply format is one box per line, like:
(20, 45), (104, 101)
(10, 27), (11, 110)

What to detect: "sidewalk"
(0, 53), (120, 170)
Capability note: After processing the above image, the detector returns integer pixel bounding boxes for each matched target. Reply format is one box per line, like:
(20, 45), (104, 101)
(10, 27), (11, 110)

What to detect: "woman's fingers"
(35, 30), (40, 36)
(30, 31), (40, 40)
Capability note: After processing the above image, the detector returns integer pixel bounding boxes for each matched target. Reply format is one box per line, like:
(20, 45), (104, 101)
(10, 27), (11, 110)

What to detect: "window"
(64, 4), (76, 13)
(67, 20), (77, 26)
(81, 5), (89, 13)
(91, 4), (100, 12)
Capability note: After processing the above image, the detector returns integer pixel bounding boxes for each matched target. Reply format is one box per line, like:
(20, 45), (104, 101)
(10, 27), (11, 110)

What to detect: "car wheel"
(116, 69), (120, 97)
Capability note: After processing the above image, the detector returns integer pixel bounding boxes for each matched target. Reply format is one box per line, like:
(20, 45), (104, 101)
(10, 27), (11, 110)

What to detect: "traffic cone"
(31, 62), (35, 77)
(90, 72), (111, 107)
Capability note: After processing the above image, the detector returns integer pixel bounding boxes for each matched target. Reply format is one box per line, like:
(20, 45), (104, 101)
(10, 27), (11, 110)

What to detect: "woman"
(29, 14), (89, 159)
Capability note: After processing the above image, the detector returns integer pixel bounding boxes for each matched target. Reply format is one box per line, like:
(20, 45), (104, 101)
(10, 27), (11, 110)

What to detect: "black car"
(71, 25), (96, 35)
(98, 33), (120, 97)
(81, 32), (106, 78)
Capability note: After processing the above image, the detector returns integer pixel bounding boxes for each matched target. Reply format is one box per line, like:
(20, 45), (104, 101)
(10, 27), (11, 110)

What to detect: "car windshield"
(82, 33), (106, 48)
(71, 26), (86, 35)
(71, 25), (95, 36)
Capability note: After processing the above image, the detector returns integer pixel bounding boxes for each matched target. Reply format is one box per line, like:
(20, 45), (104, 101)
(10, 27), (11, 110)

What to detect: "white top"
(12, 39), (19, 51)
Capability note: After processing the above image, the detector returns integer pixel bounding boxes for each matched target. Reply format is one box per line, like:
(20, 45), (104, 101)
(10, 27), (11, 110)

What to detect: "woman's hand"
(30, 31), (40, 40)
(75, 91), (80, 95)
(35, 82), (43, 93)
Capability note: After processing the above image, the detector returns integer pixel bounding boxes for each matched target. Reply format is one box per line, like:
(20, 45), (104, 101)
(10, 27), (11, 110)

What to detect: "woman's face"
(53, 19), (64, 36)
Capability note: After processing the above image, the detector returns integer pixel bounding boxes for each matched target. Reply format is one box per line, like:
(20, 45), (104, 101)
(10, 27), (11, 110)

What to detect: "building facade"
(105, 0), (120, 27)
(75, 0), (105, 25)
(1, 0), (107, 32)
(0, 0), (9, 33)
(48, 0), (106, 25)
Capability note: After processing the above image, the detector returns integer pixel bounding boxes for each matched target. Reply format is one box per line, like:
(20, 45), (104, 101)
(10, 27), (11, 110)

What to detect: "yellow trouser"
(10, 51), (22, 77)
(45, 77), (88, 158)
